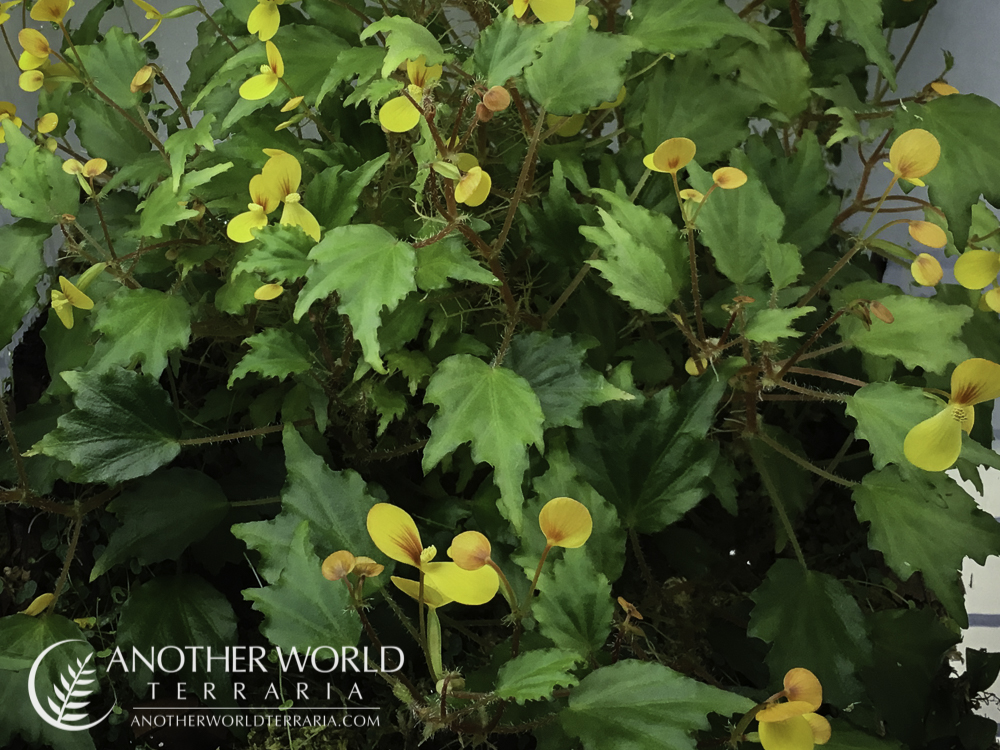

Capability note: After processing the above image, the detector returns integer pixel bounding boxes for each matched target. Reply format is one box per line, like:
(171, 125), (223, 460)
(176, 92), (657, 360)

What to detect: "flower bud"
(482, 86), (511, 112)
(131, 64), (155, 94)
(475, 102), (493, 122)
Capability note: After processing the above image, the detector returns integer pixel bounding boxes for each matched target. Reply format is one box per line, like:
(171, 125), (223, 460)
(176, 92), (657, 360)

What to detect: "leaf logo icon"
(28, 639), (116, 732)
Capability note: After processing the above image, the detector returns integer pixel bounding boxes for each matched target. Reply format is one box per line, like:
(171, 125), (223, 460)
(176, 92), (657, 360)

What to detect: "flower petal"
(456, 167), (491, 207)
(378, 95), (421, 133)
(422, 561), (499, 605)
(911, 253), (943, 286)
(539, 496), (593, 548)
(30, 0), (73, 23)
(783, 668), (822, 710)
(803, 714), (831, 745)
(547, 112), (586, 137)
(18, 28), (50, 57)
(239, 72), (279, 100)
(59, 276), (94, 310)
(759, 715), (815, 750)
(262, 150), (301, 196)
(985, 288), (1000, 313)
(887, 128), (940, 181)
(713, 167), (747, 189)
(903, 405), (963, 472)
(447, 531), (491, 570)
(51, 293), (74, 329)
(265, 40), (284, 77)
(530, 0), (575, 23)
(391, 576), (452, 609)
(280, 194), (321, 241)
(954, 250), (1000, 290)
(907, 220), (947, 248)
(757, 701), (820, 723)
(930, 81), (959, 96)
(367, 503), (423, 567)
(227, 205), (269, 243)
(651, 137), (696, 174)
(321, 550), (356, 581)
(513, 0), (529, 17)
(254, 283), (284, 300)
(248, 0), (280, 41)
(950, 358), (1000, 406)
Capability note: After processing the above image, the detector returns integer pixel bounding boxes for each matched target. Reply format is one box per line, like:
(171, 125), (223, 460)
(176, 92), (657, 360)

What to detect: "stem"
(156, 69), (194, 130)
(89, 184), (118, 260)
(177, 418), (312, 446)
(629, 527), (655, 589)
(523, 544), (552, 610)
(787, 0), (808, 60)
(629, 168), (651, 202)
(492, 106), (546, 259)
(0, 25), (16, 66)
(543, 249), (600, 326)
(47, 513), (84, 614)
(0, 394), (28, 492)
(749, 441), (807, 570)
(755, 429), (858, 488)
(783, 366), (866, 388)
(230, 496), (282, 507)
(196, 0), (238, 52)
(675, 172), (706, 341)
(487, 559), (520, 617)
(774, 309), (847, 380)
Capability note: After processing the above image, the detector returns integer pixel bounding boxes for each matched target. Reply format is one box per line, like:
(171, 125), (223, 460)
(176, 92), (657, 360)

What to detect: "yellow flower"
(455, 165), (492, 207)
(907, 220), (947, 248)
(248, 0), (285, 41)
(930, 81), (959, 96)
(391, 576), (452, 609)
(366, 503), (499, 605)
(353, 557), (384, 578)
(132, 0), (164, 42)
(482, 86), (511, 113)
(253, 282), (284, 300)
(377, 56), (442, 133)
(757, 668), (831, 750)
(239, 40), (283, 101)
(18, 29), (51, 71)
(447, 531), (492, 571)
(713, 167), (747, 190)
(321, 550), (356, 581)
(21, 593), (55, 616)
(30, 0), (73, 23)
(0, 102), (24, 143)
(910, 253), (943, 286)
(36, 112), (58, 133)
(954, 249), (1000, 291)
(0, 1), (22, 25)
(62, 157), (107, 177)
(512, 0), (575, 23)
(131, 64), (155, 93)
(643, 137), (696, 175)
(904, 358), (1000, 472)
(883, 128), (940, 187)
(260, 149), (321, 241)
(227, 172), (282, 243)
(18, 60), (75, 93)
(538, 496), (592, 549)
(51, 275), (95, 329)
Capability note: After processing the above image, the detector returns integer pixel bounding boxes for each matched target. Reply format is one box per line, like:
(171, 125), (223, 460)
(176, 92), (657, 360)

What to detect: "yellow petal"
(82, 158), (107, 178)
(804, 714), (831, 745)
(642, 153), (657, 171)
(455, 167), (491, 207)
(367, 503), (424, 567)
(353, 556), (384, 577)
(907, 220), (947, 248)
(239, 72), (279, 100)
(954, 250), (1000, 290)
(951, 358), (1000, 406)
(51, 292), (74, 329)
(19, 70), (44, 92)
(226, 205), (269, 243)
(19, 50), (48, 71)
(391, 576), (452, 609)
(264, 40), (284, 77)
(685, 356), (707, 376)
(447, 531), (491, 570)
(547, 112), (586, 137)
(651, 137), (696, 174)
(62, 158), (83, 175)
(407, 55), (441, 88)
(378, 94), (421, 133)
(422, 561), (499, 606)
(262, 150), (302, 196)
(132, 0), (162, 18)
(910, 253), (943, 286)
(280, 194), (321, 240)
(281, 95), (304, 112)
(783, 668), (822, 710)
(759, 715), (815, 750)
(455, 152), (479, 172)
(757, 701), (820, 722)
(59, 276), (94, 310)
(530, 0), (575, 23)
(37, 112), (58, 133)
(513, 0), (529, 17)
(21, 592), (55, 616)
(679, 188), (704, 202)
(322, 550), (356, 581)
(137, 17), (162, 42)
(30, 0), (73, 23)
(254, 283), (284, 300)
(930, 81), (959, 96)
(248, 0), (281, 41)
(886, 128), (940, 182)
(594, 85), (627, 110)
(539, 496), (593, 548)
(18, 28), (50, 57)
(985, 288), (1000, 313)
(903, 405), (963, 472)
(249, 173), (281, 214)
(713, 167), (748, 189)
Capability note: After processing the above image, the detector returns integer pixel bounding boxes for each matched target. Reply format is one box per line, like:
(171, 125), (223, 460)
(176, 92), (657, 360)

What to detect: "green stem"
(749, 441), (807, 570)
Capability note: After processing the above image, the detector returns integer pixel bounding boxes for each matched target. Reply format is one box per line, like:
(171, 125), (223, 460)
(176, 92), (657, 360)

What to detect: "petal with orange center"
(367, 503), (423, 567)
(530, 0), (575, 23)
(422, 561), (499, 605)
(713, 167), (748, 189)
(18, 28), (50, 57)
(950, 358), (1000, 406)
(447, 531), (491, 570)
(265, 40), (284, 77)
(82, 158), (107, 178)
(378, 94), (421, 133)
(954, 250), (1000, 290)
(248, 0), (280, 41)
(37, 112), (58, 133)
(18, 70), (44, 92)
(911, 253), (943, 286)
(539, 496), (593, 548)
(907, 220), (947, 248)
(30, 0), (73, 23)
(759, 715), (815, 750)
(262, 150), (302, 197)
(353, 556), (384, 577)
(321, 550), (356, 581)
(651, 137), (696, 174)
(803, 714), (831, 745)
(903, 405), (963, 472)
(391, 576), (452, 609)
(887, 128), (940, 182)
(783, 668), (822, 710)
(248, 173), (281, 214)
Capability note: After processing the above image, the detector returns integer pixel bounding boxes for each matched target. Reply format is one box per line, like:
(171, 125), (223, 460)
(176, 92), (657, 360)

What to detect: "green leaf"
(0, 121), (79, 222)
(569, 363), (735, 532)
(764, 243), (805, 289)
(116, 575), (236, 696)
(837, 295), (971, 374)
(525, 9), (636, 115)
(361, 15), (447, 76)
(31, 369), (181, 483)
(748, 559), (872, 705)
(562, 660), (754, 750)
(295, 225), (417, 373)
(137, 163), (233, 239)
(233, 223), (314, 283)
(496, 648), (581, 703)
(823, 721), (904, 750)
(164, 114), (217, 192)
(853, 466), (1000, 627)
(423, 354), (545, 532)
(733, 33), (811, 121)
(315, 46), (386, 108)
(0, 221), (48, 349)
(90, 468), (230, 580)
(503, 331), (633, 429)
(415, 235), (498, 291)
(0, 613), (86, 670)
(304, 154), (388, 231)
(805, 0), (895, 89)
(534, 553), (613, 658)
(89, 288), (192, 378)
(689, 153), (785, 285)
(845, 382), (929, 469)
(631, 57), (763, 163)
(229, 327), (314, 387)
(70, 91), (152, 168)
(744, 307), (815, 342)
(896, 95), (1000, 248)
(74, 27), (147, 108)
(626, 0), (764, 54)
(473, 8), (561, 88)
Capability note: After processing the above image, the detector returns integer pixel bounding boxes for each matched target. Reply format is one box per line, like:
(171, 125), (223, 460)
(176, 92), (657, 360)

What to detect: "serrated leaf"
(71, 91), (152, 168)
(534, 554), (613, 657)
(748, 559), (872, 705)
(503, 331), (633, 428)
(0, 614), (87, 671)
(233, 223), (314, 283)
(137, 163), (233, 239)
(805, 0), (895, 89)
(0, 121), (79, 222)
(0, 221), (48, 350)
(763, 243), (805, 289)
(316, 46), (386, 107)
(361, 15), (447, 76)
(496, 648), (580, 703)
(562, 660), (754, 750)
(732, 33), (811, 121)
(626, 0), (764, 54)
(164, 114), (217, 193)
(229, 328), (314, 387)
(90, 288), (192, 378)
(414, 235), (498, 291)
(744, 307), (814, 342)
(74, 27), (147, 108)
(31, 369), (181, 483)
(295, 225), (417, 373)
(90, 469), (230, 581)
(423, 354), (545, 532)
(854, 466), (1000, 627)
(525, 9), (635, 115)
(304, 154), (388, 231)
(472, 8), (561, 88)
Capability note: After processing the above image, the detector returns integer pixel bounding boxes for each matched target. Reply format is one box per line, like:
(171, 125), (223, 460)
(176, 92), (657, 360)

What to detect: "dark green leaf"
(74, 27), (146, 108)
(414, 235), (498, 291)
(733, 33), (811, 121)
(534, 553), (614, 657)
(0, 221), (48, 349)
(823, 721), (904, 750)
(304, 154), (388, 231)
(361, 15), (447, 76)
(137, 163), (233, 239)
(626, 0), (764, 54)
(229, 327), (314, 387)
(0, 122), (79, 222)
(233, 223), (314, 283)
(744, 307), (814, 342)
(805, 0), (895, 88)
(90, 288), (192, 378)
(315, 47), (386, 108)
(70, 92), (152, 168)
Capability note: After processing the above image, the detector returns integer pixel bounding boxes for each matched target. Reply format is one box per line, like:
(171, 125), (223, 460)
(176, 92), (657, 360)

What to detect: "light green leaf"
(70, 91), (152, 168)
(423, 354), (545, 532)
(733, 33), (811, 121)
(0, 121), (79, 223)
(764, 243), (805, 289)
(233, 223), (314, 283)
(315, 46), (386, 107)
(137, 163), (233, 239)
(744, 307), (814, 342)
(524, 9), (635, 115)
(562, 660), (754, 750)
(74, 27), (147, 108)
(626, 0), (764, 54)
(31, 369), (181, 483)
(295, 225), (416, 373)
(0, 221), (48, 350)
(748, 559), (872, 705)
(496, 648), (581, 703)
(503, 331), (633, 429)
(805, 0), (895, 89)
(534, 554), (613, 658)
(473, 8), (561, 88)
(164, 114), (217, 193)
(361, 15), (447, 77)
(414, 235), (498, 291)
(90, 288), (192, 378)
(91, 469), (230, 580)
(854, 466), (1000, 627)
(229, 328), (314, 387)
(304, 154), (388, 231)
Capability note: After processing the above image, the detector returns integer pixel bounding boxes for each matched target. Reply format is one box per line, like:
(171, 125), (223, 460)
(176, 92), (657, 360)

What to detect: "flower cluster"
(227, 149), (320, 243)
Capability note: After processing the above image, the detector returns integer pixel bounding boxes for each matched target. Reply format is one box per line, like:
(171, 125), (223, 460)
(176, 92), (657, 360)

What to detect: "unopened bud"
(869, 300), (894, 324)
(482, 86), (511, 112)
(475, 102), (493, 122)
(130, 64), (155, 94)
